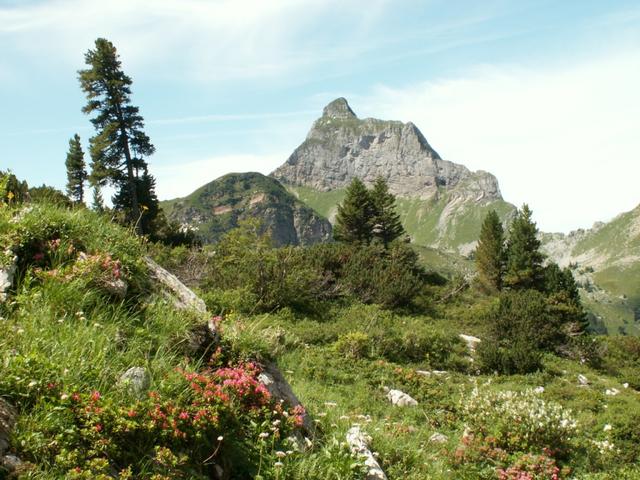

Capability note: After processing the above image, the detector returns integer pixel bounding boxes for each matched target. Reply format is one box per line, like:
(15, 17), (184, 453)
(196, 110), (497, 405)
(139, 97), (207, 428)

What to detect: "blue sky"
(1, 0), (639, 232)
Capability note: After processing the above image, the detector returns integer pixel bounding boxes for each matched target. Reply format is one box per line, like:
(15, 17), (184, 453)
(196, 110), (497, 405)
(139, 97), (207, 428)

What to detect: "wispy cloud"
(149, 110), (316, 126)
(0, 0), (393, 82)
(362, 49), (640, 232)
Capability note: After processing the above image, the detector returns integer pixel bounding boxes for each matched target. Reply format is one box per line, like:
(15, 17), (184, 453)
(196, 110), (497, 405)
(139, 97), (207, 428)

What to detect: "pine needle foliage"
(78, 37), (158, 234)
(64, 134), (87, 204)
(504, 204), (544, 290)
(370, 177), (405, 246)
(333, 178), (374, 244)
(475, 210), (505, 292)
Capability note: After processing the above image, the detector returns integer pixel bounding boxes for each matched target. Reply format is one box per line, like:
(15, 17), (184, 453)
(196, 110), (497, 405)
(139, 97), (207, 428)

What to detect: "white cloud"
(361, 49), (640, 232)
(152, 153), (286, 200)
(0, 0), (391, 81)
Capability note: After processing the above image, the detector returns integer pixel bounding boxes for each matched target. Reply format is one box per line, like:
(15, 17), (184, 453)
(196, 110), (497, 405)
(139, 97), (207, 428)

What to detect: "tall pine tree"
(475, 210), (505, 292)
(333, 178), (374, 245)
(504, 204), (544, 290)
(78, 38), (157, 234)
(64, 134), (87, 204)
(370, 177), (405, 246)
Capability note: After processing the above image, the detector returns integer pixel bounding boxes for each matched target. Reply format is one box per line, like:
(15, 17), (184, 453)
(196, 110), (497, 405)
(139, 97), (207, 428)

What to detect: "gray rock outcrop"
(385, 388), (418, 407)
(119, 367), (151, 398)
(145, 257), (207, 314)
(271, 98), (502, 202)
(0, 253), (17, 303)
(346, 425), (387, 480)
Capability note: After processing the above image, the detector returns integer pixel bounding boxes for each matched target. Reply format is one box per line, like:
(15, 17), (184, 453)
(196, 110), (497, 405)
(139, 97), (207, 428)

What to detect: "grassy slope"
(2, 204), (640, 478)
(571, 205), (640, 335)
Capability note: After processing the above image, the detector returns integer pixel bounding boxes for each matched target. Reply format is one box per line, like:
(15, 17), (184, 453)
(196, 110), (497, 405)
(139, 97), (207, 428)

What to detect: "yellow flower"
(141, 204), (149, 211)
(7, 191), (14, 200)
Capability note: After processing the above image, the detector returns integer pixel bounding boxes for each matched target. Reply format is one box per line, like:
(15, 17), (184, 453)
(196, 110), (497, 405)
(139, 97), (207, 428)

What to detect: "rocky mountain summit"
(162, 172), (331, 246)
(272, 97), (501, 202)
(272, 98), (514, 254)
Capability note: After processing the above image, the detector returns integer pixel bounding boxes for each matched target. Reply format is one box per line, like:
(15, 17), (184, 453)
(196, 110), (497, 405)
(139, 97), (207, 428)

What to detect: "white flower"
(274, 461), (284, 468)
(217, 436), (224, 442)
(259, 432), (270, 439)
(534, 386), (545, 394)
(603, 424), (612, 431)
(27, 380), (37, 388)
(275, 451), (286, 458)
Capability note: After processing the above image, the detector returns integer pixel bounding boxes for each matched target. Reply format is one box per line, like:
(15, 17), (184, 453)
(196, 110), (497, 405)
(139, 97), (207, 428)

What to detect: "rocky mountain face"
(272, 98), (514, 254)
(162, 172), (332, 246)
(272, 98), (502, 201)
(541, 204), (640, 335)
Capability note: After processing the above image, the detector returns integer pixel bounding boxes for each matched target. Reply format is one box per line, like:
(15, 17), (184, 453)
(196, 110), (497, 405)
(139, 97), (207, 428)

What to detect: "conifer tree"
(544, 263), (589, 334)
(333, 178), (374, 244)
(78, 37), (157, 234)
(91, 184), (105, 213)
(370, 177), (405, 246)
(475, 210), (505, 292)
(65, 134), (87, 204)
(504, 204), (544, 290)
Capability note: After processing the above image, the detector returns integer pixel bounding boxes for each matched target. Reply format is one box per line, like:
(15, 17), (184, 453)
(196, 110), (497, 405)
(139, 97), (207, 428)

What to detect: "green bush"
(477, 340), (542, 375)
(461, 386), (577, 454)
(333, 332), (371, 359)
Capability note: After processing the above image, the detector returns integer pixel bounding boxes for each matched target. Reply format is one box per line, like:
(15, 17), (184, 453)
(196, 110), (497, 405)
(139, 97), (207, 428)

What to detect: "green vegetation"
(64, 134), (87, 205)
(79, 38), (159, 235)
(475, 210), (505, 292)
(2, 191), (640, 478)
(161, 172), (329, 246)
(333, 177), (405, 246)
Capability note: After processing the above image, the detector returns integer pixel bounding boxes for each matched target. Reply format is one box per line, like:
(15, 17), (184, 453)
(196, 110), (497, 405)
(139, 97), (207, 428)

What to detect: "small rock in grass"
(119, 367), (150, 398)
(577, 374), (589, 386)
(605, 388), (620, 396)
(429, 432), (448, 444)
(386, 389), (418, 407)
(103, 278), (128, 299)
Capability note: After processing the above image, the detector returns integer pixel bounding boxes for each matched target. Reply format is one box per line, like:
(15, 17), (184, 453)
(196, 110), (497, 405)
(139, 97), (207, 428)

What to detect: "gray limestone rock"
(346, 425), (387, 480)
(429, 432), (448, 444)
(119, 367), (150, 398)
(271, 98), (503, 202)
(145, 257), (207, 314)
(0, 399), (16, 459)
(0, 254), (17, 303)
(385, 388), (418, 407)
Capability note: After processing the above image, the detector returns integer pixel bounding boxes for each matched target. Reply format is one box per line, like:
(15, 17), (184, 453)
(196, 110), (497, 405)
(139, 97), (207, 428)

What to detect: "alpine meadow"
(1, 2), (640, 479)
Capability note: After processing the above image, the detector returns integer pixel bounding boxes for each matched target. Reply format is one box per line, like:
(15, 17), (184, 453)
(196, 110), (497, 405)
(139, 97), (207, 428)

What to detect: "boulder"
(144, 257), (207, 313)
(0, 399), (16, 457)
(386, 388), (418, 407)
(429, 432), (448, 444)
(459, 334), (481, 353)
(0, 254), (18, 303)
(346, 425), (387, 480)
(119, 367), (150, 398)
(258, 362), (314, 436)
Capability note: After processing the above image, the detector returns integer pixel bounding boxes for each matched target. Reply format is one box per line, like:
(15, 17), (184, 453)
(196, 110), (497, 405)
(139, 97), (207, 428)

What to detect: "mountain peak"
(322, 97), (357, 119)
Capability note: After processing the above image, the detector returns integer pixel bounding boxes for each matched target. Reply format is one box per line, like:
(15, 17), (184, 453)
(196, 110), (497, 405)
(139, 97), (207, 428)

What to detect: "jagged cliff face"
(272, 98), (513, 254)
(162, 172), (332, 247)
(272, 98), (502, 202)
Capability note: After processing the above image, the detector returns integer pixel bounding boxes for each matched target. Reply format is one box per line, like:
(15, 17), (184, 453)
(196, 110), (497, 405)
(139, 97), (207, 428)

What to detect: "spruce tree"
(370, 177), (405, 246)
(64, 134), (87, 204)
(91, 184), (105, 213)
(544, 263), (589, 334)
(78, 38), (157, 234)
(333, 178), (374, 244)
(504, 204), (544, 290)
(475, 210), (505, 292)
